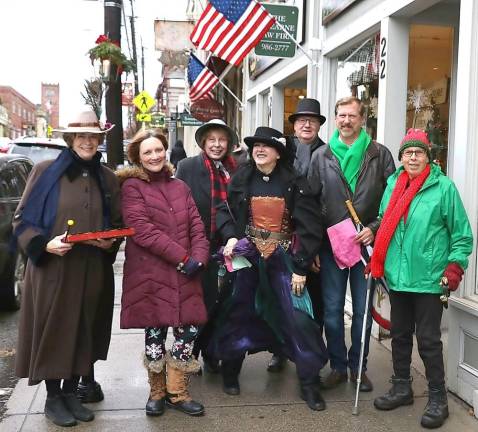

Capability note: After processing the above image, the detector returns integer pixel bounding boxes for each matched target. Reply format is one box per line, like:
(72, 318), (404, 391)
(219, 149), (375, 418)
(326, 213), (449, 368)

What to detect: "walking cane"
(345, 200), (373, 415)
(352, 274), (373, 415)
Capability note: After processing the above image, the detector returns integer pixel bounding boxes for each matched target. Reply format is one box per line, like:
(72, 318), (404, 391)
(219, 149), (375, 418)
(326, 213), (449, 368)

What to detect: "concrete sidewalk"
(1, 252), (477, 432)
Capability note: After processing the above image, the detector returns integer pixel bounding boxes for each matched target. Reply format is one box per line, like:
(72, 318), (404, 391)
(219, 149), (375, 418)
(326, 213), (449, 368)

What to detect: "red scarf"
(202, 153), (236, 237)
(371, 164), (431, 277)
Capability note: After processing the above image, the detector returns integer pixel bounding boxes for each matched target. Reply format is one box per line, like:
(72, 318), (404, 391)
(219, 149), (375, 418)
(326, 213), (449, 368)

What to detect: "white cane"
(352, 274), (373, 415)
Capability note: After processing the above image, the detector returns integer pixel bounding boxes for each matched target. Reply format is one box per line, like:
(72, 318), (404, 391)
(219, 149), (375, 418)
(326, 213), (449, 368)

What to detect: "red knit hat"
(398, 128), (431, 160)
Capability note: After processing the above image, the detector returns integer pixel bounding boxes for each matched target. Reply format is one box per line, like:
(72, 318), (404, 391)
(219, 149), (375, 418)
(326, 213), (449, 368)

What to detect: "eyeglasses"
(402, 149), (427, 158)
(296, 117), (320, 127)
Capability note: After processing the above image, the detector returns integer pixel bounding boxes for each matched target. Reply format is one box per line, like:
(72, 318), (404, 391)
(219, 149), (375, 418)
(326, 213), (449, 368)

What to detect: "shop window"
(407, 25), (453, 173)
(283, 87), (306, 136)
(336, 34), (380, 140)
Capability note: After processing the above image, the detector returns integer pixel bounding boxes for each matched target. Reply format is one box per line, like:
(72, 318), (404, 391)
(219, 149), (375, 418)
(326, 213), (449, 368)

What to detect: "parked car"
(8, 137), (67, 164)
(0, 137), (12, 153)
(0, 154), (33, 310)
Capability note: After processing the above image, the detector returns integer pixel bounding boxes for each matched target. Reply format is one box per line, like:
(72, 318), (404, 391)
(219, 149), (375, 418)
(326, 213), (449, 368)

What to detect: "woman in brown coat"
(117, 129), (209, 417)
(13, 110), (122, 427)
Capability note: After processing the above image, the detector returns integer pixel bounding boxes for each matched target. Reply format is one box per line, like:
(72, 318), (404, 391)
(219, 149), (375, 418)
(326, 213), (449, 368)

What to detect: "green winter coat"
(379, 163), (473, 294)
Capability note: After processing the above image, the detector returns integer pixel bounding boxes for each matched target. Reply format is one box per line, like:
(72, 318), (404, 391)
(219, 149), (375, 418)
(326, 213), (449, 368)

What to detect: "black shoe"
(166, 398), (205, 416)
(321, 369), (347, 390)
(267, 354), (286, 373)
(350, 371), (374, 392)
(62, 393), (95, 422)
(44, 395), (77, 427)
(222, 358), (243, 395)
(145, 397), (165, 416)
(222, 378), (240, 396)
(300, 380), (326, 411)
(421, 385), (449, 429)
(374, 376), (414, 411)
(77, 381), (104, 403)
(203, 356), (221, 374)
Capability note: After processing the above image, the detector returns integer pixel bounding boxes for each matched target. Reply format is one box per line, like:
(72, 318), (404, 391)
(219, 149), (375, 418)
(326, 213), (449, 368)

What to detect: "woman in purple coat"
(117, 129), (209, 417)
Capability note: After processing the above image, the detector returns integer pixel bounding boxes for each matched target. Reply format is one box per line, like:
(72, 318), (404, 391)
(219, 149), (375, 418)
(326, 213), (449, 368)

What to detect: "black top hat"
(288, 98), (326, 125)
(244, 127), (289, 159)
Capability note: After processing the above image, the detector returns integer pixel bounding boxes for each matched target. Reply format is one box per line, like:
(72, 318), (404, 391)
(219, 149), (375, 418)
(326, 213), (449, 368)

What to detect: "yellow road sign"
(136, 113), (152, 122)
(133, 91), (155, 113)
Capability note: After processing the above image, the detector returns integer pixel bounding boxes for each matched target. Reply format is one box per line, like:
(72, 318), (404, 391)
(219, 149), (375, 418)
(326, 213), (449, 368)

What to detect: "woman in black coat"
(169, 140), (187, 168)
(208, 127), (328, 411)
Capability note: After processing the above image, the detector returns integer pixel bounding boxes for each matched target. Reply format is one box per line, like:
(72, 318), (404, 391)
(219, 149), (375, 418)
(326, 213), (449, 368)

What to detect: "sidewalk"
(1, 251), (477, 432)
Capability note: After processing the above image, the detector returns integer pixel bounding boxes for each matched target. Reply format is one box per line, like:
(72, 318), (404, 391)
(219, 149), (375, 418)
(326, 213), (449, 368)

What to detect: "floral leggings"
(145, 325), (198, 362)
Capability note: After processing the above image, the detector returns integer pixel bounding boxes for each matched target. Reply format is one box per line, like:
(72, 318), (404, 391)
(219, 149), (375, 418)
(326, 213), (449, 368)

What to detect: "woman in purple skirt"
(208, 127), (328, 411)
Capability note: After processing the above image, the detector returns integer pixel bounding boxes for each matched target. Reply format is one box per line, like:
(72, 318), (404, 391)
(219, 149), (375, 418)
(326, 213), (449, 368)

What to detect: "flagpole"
(270, 17), (318, 66)
(216, 74), (245, 109)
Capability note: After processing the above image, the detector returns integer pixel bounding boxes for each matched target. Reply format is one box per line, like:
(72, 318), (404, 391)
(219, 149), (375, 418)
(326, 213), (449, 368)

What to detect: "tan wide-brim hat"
(195, 119), (238, 149)
(54, 109), (115, 134)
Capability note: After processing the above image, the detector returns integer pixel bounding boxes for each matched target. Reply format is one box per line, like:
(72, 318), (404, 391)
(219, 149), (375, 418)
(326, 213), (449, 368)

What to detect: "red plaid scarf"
(202, 153), (236, 237)
(371, 164), (430, 277)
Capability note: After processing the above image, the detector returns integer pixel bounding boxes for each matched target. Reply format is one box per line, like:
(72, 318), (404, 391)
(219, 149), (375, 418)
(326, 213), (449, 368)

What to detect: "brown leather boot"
(144, 355), (166, 416)
(165, 352), (205, 416)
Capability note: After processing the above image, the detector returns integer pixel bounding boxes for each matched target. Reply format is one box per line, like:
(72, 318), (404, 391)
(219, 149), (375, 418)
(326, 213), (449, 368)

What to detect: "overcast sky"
(0, 0), (191, 126)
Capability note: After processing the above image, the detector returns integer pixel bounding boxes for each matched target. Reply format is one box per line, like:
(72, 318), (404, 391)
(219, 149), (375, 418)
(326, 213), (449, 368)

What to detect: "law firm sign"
(255, 4), (298, 58)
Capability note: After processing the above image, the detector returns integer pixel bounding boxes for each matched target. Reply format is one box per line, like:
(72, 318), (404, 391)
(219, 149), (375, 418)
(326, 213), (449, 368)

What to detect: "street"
(0, 309), (19, 420)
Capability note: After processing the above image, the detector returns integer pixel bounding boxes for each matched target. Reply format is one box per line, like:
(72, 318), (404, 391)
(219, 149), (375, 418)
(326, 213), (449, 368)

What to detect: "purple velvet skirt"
(207, 240), (328, 380)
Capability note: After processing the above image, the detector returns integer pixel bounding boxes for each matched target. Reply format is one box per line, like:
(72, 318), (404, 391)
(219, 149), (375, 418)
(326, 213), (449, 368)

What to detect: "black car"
(0, 154), (33, 310)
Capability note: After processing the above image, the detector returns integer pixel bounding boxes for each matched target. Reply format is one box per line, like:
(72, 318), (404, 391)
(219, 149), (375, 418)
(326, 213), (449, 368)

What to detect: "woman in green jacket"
(370, 129), (473, 429)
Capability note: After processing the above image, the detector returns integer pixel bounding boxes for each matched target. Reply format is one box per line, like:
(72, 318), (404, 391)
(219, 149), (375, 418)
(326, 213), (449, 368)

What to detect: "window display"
(407, 25), (453, 173)
(336, 34), (380, 140)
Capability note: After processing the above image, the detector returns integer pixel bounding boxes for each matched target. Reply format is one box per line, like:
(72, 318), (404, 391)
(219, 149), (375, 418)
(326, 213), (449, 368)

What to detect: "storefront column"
(317, 55), (337, 142)
(447, 0), (478, 413)
(376, 17), (409, 158)
(270, 85), (284, 131)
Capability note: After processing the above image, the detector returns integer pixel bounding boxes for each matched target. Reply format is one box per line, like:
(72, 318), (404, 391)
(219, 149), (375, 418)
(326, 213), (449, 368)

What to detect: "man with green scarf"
(307, 97), (395, 393)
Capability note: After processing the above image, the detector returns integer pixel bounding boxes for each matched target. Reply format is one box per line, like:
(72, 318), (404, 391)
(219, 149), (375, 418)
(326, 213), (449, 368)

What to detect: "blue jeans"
(319, 247), (373, 373)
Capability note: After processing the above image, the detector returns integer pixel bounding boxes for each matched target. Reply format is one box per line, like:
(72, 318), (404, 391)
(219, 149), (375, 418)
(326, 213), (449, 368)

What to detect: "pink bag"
(326, 218), (362, 269)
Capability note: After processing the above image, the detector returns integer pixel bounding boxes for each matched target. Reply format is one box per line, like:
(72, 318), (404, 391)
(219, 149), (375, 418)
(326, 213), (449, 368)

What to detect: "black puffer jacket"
(308, 141), (395, 237)
(216, 163), (322, 275)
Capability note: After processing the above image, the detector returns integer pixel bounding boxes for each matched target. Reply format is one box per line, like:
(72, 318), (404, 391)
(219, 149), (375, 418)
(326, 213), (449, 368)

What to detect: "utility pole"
(141, 42), (145, 91)
(104, 0), (124, 168)
(128, 0), (139, 95)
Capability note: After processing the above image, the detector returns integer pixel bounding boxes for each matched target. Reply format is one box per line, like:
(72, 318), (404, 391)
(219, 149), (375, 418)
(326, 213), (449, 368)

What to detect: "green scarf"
(329, 128), (371, 192)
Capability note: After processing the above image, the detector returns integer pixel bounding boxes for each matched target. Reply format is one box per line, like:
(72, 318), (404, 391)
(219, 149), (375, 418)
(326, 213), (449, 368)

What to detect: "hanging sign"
(180, 113), (203, 127)
(255, 5), (298, 58)
(190, 100), (225, 122)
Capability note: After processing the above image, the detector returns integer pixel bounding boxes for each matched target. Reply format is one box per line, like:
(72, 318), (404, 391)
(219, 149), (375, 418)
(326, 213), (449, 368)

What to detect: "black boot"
(62, 393), (95, 422)
(267, 354), (286, 373)
(374, 376), (414, 411)
(299, 377), (326, 411)
(203, 354), (221, 374)
(77, 380), (104, 403)
(222, 358), (243, 396)
(421, 384), (449, 429)
(44, 395), (77, 427)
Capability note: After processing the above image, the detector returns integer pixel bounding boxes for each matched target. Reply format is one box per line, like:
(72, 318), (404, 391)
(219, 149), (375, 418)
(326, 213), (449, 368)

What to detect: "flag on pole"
(187, 54), (219, 102)
(190, 0), (275, 67)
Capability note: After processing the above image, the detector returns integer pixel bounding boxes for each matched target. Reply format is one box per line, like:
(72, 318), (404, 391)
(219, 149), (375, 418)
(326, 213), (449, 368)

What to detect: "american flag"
(187, 54), (219, 102)
(190, 0), (275, 67)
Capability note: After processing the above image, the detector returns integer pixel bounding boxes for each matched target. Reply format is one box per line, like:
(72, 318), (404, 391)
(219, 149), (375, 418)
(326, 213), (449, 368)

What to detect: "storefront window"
(283, 87), (306, 136)
(336, 34), (380, 140)
(407, 25), (453, 173)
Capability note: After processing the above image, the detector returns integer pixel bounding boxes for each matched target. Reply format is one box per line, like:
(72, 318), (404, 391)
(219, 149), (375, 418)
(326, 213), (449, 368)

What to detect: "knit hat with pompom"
(398, 128), (431, 160)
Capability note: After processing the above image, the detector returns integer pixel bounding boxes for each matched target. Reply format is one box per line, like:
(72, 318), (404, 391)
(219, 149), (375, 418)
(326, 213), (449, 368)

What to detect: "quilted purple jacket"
(118, 166), (209, 328)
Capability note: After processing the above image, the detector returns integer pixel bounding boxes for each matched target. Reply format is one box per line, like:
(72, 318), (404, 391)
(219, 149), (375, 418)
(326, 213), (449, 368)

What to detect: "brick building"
(41, 83), (60, 129)
(0, 86), (36, 138)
